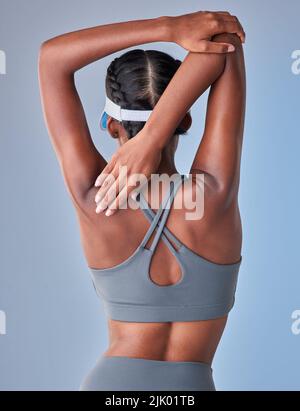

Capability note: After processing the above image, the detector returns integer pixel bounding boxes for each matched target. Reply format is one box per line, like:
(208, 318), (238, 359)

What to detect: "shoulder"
(183, 171), (239, 218)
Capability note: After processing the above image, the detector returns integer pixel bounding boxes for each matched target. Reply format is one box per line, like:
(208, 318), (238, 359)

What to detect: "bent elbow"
(39, 40), (54, 67)
(38, 37), (63, 72)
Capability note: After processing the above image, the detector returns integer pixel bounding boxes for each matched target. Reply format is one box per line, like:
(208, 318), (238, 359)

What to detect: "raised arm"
(94, 14), (245, 215)
(38, 16), (171, 208)
(191, 33), (246, 205)
(38, 11), (244, 211)
(139, 33), (245, 202)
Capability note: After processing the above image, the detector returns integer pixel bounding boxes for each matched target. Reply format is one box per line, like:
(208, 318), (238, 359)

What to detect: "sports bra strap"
(140, 175), (184, 253)
(139, 206), (178, 254)
(138, 195), (182, 253)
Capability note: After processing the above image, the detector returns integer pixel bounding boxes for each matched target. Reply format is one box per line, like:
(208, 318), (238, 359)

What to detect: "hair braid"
(106, 58), (125, 106)
(105, 50), (188, 139)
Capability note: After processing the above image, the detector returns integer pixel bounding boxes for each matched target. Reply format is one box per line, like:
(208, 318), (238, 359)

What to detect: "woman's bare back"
(77, 177), (242, 364)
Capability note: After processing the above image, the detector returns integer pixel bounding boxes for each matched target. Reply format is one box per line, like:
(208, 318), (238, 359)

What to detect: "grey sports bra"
(90, 174), (242, 322)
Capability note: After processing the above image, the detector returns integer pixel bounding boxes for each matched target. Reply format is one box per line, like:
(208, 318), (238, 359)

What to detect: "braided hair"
(105, 49), (188, 139)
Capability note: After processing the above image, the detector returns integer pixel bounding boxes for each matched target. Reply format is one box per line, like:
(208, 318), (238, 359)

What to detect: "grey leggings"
(80, 355), (215, 391)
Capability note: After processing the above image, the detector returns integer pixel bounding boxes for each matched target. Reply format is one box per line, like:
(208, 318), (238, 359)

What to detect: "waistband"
(80, 355), (215, 391)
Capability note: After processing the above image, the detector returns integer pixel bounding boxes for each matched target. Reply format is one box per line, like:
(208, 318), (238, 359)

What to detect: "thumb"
(198, 40), (235, 54)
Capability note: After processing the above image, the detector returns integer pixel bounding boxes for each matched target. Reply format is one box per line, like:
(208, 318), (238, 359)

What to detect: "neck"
(156, 163), (178, 176)
(155, 147), (178, 176)
(146, 155), (179, 205)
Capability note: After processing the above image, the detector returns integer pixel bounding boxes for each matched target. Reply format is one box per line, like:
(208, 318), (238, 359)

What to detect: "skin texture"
(39, 12), (246, 365)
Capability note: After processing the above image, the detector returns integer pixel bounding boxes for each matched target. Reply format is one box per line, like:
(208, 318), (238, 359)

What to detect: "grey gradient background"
(0, 0), (300, 390)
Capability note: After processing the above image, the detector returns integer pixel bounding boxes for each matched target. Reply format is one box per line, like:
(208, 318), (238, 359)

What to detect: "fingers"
(95, 165), (129, 214)
(95, 173), (125, 214)
(218, 20), (244, 42)
(203, 11), (245, 43)
(229, 16), (246, 42)
(217, 16), (245, 43)
(94, 170), (117, 205)
(94, 157), (123, 204)
(198, 40), (235, 54)
(94, 170), (144, 216)
(94, 157), (116, 187)
(105, 184), (136, 217)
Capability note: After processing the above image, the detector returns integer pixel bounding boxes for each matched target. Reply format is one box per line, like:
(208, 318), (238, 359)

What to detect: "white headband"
(101, 96), (153, 126)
